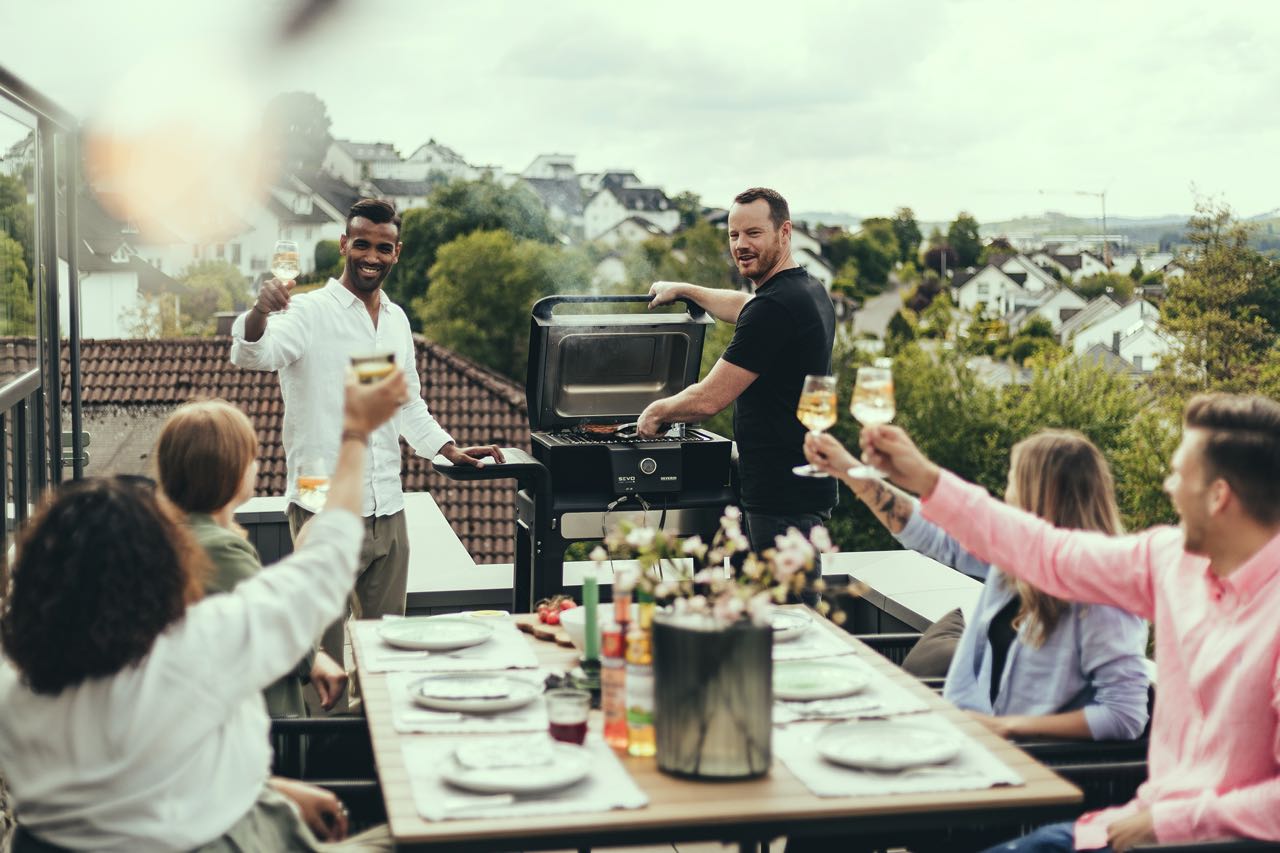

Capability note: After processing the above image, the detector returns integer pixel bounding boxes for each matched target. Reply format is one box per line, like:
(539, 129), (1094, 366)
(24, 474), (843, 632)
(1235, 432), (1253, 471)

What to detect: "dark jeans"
(744, 510), (829, 605)
(979, 822), (1111, 852)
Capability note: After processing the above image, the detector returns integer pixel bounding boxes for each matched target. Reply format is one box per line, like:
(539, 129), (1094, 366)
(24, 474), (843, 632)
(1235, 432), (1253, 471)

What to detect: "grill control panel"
(607, 443), (681, 494)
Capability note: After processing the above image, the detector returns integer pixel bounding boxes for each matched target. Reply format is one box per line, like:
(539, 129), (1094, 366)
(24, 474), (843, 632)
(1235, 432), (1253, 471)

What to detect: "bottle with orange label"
(603, 578), (633, 749)
(625, 589), (656, 757)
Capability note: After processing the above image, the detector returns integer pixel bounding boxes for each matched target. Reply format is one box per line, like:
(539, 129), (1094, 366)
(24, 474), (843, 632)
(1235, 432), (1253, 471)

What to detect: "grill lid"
(526, 294), (714, 431)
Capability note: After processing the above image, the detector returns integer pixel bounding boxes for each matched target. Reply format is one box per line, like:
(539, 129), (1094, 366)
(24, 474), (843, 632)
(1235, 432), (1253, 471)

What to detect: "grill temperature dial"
(638, 457), (658, 475)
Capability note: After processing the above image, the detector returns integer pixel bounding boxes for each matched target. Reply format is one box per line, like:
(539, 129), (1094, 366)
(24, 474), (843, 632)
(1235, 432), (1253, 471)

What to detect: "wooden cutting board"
(513, 613), (576, 647)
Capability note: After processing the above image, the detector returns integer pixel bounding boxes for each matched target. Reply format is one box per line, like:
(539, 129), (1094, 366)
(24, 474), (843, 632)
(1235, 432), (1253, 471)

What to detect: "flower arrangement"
(591, 506), (847, 625)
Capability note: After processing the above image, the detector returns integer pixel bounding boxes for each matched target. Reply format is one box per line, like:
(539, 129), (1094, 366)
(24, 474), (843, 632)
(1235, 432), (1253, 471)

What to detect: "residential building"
(952, 264), (1030, 317)
(321, 140), (401, 185)
(1057, 295), (1121, 346)
(1024, 285), (1088, 333)
(1068, 298), (1162, 357)
(596, 216), (665, 249)
(997, 254), (1057, 293)
(583, 183), (679, 241)
(68, 335), (531, 565)
(364, 177), (436, 212)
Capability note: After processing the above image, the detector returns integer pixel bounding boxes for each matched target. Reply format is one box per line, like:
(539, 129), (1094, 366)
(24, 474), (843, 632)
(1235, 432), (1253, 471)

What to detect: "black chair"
(269, 716), (383, 830)
(854, 631), (924, 667)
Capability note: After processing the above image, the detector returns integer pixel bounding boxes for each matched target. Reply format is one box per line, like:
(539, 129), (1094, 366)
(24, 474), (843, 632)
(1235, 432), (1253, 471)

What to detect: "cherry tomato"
(544, 610), (561, 625)
(559, 600), (577, 611)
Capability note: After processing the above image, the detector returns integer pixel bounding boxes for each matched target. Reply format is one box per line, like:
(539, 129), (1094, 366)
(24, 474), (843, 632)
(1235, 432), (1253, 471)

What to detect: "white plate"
(441, 741), (592, 794)
(774, 661), (869, 701)
(770, 609), (812, 643)
(816, 721), (962, 771)
(412, 674), (541, 713)
(378, 617), (494, 652)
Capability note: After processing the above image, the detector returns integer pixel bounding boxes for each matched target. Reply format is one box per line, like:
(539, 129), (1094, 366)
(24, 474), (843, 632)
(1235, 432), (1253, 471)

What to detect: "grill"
(438, 294), (736, 612)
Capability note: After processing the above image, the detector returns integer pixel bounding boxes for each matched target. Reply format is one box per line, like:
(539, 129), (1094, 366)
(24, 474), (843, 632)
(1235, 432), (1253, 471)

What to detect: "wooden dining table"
(353, 611), (1082, 852)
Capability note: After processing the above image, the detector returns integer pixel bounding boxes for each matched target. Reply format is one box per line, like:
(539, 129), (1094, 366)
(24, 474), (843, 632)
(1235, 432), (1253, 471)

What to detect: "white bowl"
(559, 603), (640, 653)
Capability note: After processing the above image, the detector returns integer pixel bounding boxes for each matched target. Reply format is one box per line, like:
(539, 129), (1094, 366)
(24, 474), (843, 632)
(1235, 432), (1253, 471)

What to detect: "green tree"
(0, 233), (35, 335)
(892, 207), (923, 265)
(664, 220), (738, 289)
(313, 239), (342, 281)
(1154, 201), (1280, 396)
(1076, 272), (1135, 301)
(947, 212), (982, 268)
(0, 174), (33, 285)
(264, 91), (333, 171)
(413, 230), (592, 380)
(178, 260), (251, 335)
(828, 220), (898, 293)
(671, 191), (703, 231)
(395, 178), (557, 310)
(121, 293), (185, 339)
(1129, 256), (1145, 282)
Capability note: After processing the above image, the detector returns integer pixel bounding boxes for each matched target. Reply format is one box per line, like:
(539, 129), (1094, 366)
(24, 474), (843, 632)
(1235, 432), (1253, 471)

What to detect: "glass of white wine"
(296, 459), (330, 513)
(847, 358), (895, 479)
(271, 239), (300, 284)
(792, 374), (838, 478)
(350, 351), (397, 385)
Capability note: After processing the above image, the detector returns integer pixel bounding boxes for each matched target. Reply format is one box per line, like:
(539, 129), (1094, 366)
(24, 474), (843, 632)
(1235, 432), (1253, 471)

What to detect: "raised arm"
(804, 431), (989, 579)
(173, 371), (408, 704)
(229, 278), (310, 371)
(649, 281), (750, 324)
(855, 425), (1161, 620)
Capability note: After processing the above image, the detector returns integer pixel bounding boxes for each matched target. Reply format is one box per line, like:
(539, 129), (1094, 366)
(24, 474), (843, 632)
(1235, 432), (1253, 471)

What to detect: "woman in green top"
(156, 399), (347, 716)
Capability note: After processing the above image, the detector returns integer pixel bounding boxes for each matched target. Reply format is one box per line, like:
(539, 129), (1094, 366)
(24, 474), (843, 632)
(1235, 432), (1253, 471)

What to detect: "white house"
(596, 216), (665, 249)
(364, 177), (435, 212)
(1069, 298), (1161, 356)
(583, 186), (679, 241)
(403, 140), (476, 183)
(593, 254), (628, 289)
(953, 264), (1030, 317)
(794, 247), (834, 290)
(1025, 286), (1088, 333)
(523, 154), (579, 181)
(322, 140), (401, 185)
(522, 176), (586, 239)
(1057, 296), (1121, 346)
(1029, 251), (1071, 279)
(998, 254), (1058, 293)
(1117, 319), (1176, 373)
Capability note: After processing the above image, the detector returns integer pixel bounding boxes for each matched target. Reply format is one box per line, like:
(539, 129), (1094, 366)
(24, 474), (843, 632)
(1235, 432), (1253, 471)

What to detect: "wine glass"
(792, 374), (838, 478)
(847, 359), (895, 479)
(271, 239), (300, 284)
(296, 459), (330, 513)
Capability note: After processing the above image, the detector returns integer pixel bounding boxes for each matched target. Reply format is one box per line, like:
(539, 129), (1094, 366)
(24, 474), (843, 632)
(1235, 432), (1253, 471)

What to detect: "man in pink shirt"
(804, 393), (1280, 852)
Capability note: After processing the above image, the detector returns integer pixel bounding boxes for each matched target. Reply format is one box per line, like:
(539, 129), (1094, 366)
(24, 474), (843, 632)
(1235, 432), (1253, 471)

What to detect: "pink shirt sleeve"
(920, 470), (1160, 622)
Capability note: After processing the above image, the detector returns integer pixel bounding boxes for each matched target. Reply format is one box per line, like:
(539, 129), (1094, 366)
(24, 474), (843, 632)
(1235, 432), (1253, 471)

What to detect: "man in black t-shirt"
(638, 187), (837, 554)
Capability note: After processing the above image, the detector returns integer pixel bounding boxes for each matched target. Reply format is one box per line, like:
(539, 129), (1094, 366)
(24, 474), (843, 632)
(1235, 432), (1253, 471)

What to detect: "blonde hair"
(1005, 430), (1124, 647)
(155, 399), (258, 514)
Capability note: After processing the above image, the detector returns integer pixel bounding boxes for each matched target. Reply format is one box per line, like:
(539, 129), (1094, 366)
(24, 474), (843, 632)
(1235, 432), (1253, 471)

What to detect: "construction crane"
(1038, 188), (1111, 266)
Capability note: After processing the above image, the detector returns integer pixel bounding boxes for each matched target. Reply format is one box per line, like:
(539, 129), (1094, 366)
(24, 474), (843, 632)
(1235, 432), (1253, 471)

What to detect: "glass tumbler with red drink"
(546, 688), (591, 745)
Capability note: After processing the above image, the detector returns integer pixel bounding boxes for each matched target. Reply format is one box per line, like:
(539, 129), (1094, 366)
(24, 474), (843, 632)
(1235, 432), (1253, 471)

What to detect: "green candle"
(583, 565), (600, 662)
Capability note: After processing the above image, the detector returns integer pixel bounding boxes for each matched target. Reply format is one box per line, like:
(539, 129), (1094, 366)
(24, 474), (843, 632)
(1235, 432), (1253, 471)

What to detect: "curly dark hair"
(0, 477), (211, 695)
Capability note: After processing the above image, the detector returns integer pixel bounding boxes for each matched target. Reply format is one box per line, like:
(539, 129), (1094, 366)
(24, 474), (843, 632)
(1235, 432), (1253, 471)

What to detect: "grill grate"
(539, 430), (713, 447)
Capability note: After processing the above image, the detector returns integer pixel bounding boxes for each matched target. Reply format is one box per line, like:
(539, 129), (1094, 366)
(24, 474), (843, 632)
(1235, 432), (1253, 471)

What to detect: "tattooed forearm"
(858, 479), (916, 534)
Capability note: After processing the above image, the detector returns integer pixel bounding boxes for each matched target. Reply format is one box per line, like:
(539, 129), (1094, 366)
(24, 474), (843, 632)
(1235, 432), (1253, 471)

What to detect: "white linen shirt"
(0, 509), (364, 852)
(230, 278), (454, 517)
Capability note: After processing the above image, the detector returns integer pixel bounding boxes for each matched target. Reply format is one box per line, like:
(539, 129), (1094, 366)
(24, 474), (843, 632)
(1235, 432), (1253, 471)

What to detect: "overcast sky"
(3, 0), (1277, 223)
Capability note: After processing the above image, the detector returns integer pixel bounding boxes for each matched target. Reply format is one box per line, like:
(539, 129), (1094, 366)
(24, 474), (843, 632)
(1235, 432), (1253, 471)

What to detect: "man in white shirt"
(230, 198), (502, 668)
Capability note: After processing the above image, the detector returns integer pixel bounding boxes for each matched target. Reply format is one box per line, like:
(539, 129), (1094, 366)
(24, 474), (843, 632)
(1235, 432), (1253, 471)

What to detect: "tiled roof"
(60, 335), (531, 566)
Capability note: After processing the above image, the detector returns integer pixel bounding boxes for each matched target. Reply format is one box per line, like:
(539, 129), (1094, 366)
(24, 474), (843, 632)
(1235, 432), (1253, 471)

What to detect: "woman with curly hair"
(155, 399), (347, 717)
(0, 374), (404, 851)
(805, 429), (1150, 742)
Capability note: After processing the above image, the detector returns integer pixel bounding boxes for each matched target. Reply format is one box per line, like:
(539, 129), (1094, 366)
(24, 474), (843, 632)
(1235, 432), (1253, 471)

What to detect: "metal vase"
(652, 614), (772, 779)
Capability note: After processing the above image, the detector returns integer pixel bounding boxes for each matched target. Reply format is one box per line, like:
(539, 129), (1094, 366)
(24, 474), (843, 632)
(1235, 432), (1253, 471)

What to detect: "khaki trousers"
(287, 505), (410, 671)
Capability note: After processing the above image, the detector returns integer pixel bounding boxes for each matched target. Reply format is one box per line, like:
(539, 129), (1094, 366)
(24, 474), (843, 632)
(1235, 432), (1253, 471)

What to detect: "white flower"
(772, 547), (805, 582)
(589, 546), (608, 564)
(688, 595), (709, 613)
(724, 506), (741, 521)
(625, 527), (656, 549)
(681, 535), (707, 560)
(809, 526), (833, 553)
(746, 592), (773, 625)
(713, 593), (745, 624)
